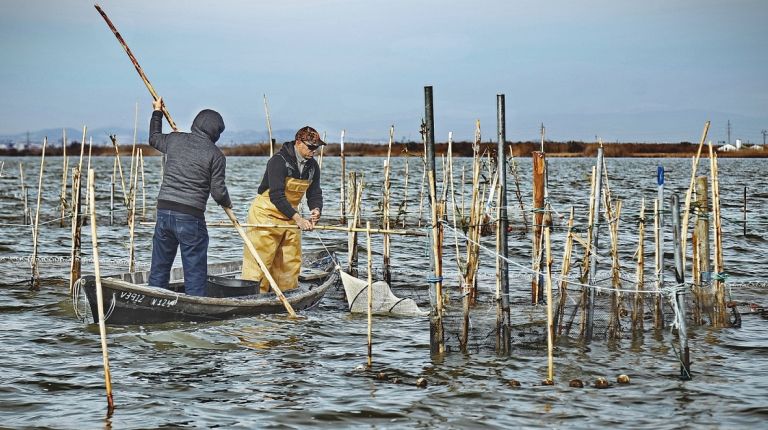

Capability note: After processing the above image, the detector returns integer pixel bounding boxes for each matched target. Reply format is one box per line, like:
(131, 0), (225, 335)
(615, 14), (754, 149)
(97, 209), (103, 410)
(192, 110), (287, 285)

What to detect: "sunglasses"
(302, 141), (320, 151)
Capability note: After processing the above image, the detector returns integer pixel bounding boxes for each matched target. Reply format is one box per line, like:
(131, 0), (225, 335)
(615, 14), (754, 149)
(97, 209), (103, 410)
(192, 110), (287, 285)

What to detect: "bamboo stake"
(347, 172), (361, 274)
(382, 126), (394, 285)
(339, 129), (346, 224)
(30, 138), (47, 291)
(366, 221), (373, 368)
(417, 165), (426, 227)
(139, 149), (146, 220)
(555, 208), (575, 335)
(19, 162), (29, 225)
(401, 152), (409, 228)
(633, 198), (646, 333)
(264, 94), (274, 157)
(94, 4), (178, 131)
(653, 199), (664, 329)
(109, 135), (129, 206)
(128, 150), (139, 272)
(708, 141), (725, 326)
(606, 196), (623, 340)
(110, 158), (116, 225)
(129, 102), (138, 193)
(428, 170), (444, 354)
(223, 207), (297, 317)
(545, 223), (555, 384)
(680, 121), (711, 275)
(60, 129), (69, 227)
(69, 127), (87, 294)
(86, 168), (115, 411)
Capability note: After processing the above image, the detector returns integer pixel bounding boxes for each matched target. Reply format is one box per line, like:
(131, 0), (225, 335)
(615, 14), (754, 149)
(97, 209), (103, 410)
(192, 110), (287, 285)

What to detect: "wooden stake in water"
(366, 221), (374, 368)
(139, 149), (146, 220)
(60, 129), (69, 227)
(30, 138), (47, 291)
(347, 173), (363, 275)
(633, 198), (646, 333)
(653, 199), (664, 329)
(544, 223), (555, 383)
(680, 121), (711, 276)
(708, 141), (726, 326)
(585, 146), (604, 341)
(128, 151), (139, 272)
(19, 162), (29, 225)
(693, 176), (711, 324)
(671, 194), (691, 380)
(86, 168), (115, 411)
(555, 208), (575, 335)
(742, 186), (747, 236)
(69, 127), (87, 294)
(110, 158), (116, 225)
(109, 135), (129, 206)
(531, 151), (546, 303)
(382, 126), (394, 285)
(339, 129), (347, 224)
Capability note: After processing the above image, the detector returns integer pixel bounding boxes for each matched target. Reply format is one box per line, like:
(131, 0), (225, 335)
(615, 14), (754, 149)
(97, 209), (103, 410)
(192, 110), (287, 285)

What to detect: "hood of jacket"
(191, 109), (225, 143)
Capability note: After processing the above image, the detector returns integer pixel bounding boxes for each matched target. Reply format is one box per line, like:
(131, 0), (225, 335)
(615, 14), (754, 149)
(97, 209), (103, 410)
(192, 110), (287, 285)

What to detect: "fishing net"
(338, 269), (429, 316)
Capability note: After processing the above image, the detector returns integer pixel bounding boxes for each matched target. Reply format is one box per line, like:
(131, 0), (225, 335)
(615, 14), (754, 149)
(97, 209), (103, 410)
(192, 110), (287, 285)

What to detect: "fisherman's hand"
(153, 97), (163, 111)
(293, 214), (314, 231)
(310, 208), (321, 225)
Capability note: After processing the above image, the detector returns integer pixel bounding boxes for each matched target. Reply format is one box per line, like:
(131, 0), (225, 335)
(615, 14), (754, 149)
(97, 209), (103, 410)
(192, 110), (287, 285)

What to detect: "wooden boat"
(75, 252), (340, 325)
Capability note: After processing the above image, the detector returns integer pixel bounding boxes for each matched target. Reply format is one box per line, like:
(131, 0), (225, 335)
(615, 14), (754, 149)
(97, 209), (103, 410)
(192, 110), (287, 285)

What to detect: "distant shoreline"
(2, 141), (766, 158)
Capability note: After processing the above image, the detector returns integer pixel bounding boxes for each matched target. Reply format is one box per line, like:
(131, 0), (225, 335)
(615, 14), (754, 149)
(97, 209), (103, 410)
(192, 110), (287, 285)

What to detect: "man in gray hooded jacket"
(147, 97), (232, 296)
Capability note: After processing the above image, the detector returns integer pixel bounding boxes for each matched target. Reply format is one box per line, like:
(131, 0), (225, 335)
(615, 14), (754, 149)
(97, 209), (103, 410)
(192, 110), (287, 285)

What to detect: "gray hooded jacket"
(149, 109), (232, 218)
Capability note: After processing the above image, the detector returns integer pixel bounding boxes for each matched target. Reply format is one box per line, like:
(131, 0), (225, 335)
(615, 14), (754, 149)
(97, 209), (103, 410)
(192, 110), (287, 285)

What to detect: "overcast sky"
(1, 0), (766, 143)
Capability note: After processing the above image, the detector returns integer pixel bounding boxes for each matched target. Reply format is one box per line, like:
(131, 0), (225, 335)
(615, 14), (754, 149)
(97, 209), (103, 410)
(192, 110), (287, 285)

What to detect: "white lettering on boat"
(149, 297), (178, 308)
(119, 291), (146, 303)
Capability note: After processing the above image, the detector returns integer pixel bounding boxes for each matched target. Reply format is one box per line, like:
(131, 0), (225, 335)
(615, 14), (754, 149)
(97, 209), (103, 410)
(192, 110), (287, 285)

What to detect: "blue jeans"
(148, 209), (209, 296)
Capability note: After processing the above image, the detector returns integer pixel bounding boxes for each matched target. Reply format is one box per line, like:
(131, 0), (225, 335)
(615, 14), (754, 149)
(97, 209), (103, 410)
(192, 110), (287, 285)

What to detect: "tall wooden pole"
(496, 94), (510, 321)
(424, 86), (444, 354)
(340, 129), (347, 224)
(671, 194), (691, 380)
(585, 146), (604, 341)
(60, 129), (69, 227)
(382, 126), (394, 285)
(19, 162), (29, 225)
(94, 4), (178, 131)
(532, 151), (546, 303)
(694, 176), (711, 324)
(264, 94), (274, 157)
(366, 222), (374, 368)
(87, 168), (116, 411)
(545, 224), (555, 384)
(30, 138), (47, 291)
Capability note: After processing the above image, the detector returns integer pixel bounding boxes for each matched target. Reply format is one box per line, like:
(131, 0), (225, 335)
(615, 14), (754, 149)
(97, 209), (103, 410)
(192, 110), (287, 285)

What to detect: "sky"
(1, 0), (766, 144)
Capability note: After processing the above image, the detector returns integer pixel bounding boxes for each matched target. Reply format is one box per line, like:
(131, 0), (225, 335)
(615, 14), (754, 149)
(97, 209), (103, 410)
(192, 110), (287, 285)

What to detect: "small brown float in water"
(617, 374), (631, 384)
(375, 372), (387, 381)
(594, 377), (611, 389)
(569, 379), (584, 388)
(507, 379), (521, 387)
(542, 378), (554, 386)
(416, 377), (428, 388)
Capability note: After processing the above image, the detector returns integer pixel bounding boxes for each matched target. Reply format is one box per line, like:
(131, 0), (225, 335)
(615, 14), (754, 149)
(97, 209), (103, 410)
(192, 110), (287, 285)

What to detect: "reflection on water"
(1, 156), (767, 427)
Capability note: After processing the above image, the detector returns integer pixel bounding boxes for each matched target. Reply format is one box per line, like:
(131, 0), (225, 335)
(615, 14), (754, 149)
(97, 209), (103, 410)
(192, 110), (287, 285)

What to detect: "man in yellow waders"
(242, 126), (325, 292)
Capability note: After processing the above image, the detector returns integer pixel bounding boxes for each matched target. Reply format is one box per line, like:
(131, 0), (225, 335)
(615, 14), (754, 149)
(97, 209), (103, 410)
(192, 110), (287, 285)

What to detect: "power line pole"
(762, 129), (767, 146)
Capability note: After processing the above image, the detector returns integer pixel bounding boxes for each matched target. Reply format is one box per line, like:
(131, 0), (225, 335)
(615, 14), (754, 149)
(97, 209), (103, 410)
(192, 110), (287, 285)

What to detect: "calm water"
(1, 154), (767, 429)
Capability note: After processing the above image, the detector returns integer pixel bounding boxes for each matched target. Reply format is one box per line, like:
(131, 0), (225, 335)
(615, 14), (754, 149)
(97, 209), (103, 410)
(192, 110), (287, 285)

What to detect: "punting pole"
(585, 145), (604, 341)
(224, 207), (297, 317)
(671, 194), (691, 380)
(94, 4), (178, 131)
(424, 86), (444, 354)
(366, 221), (374, 368)
(87, 169), (115, 411)
(30, 137), (47, 291)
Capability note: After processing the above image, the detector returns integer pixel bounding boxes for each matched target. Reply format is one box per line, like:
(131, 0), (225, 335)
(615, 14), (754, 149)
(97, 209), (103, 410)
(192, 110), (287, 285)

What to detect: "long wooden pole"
(87, 168), (115, 411)
(69, 127), (87, 294)
(264, 94), (274, 157)
(109, 135), (129, 206)
(339, 130), (346, 224)
(19, 162), (29, 225)
(680, 121), (711, 275)
(366, 221), (373, 368)
(94, 4), (178, 131)
(139, 221), (426, 236)
(545, 224), (555, 384)
(223, 207), (297, 317)
(139, 149), (146, 220)
(30, 137), (47, 291)
(60, 129), (69, 227)
(382, 126), (393, 285)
